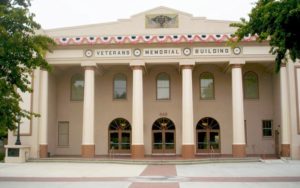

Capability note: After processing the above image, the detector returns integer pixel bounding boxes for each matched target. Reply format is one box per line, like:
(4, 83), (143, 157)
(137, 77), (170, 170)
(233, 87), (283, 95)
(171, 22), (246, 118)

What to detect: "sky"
(30, 0), (258, 29)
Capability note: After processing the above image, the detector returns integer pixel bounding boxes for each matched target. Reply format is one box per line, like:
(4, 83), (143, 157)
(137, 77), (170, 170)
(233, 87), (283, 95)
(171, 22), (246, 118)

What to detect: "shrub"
(0, 152), (5, 162)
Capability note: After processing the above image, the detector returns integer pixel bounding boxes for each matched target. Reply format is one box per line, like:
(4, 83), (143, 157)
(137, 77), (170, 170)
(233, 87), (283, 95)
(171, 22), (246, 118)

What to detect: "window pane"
(58, 122), (69, 146)
(110, 132), (119, 149)
(153, 132), (163, 149)
(244, 72), (258, 99)
(198, 132), (208, 149)
(157, 88), (169, 99)
(157, 73), (170, 100)
(157, 80), (169, 87)
(71, 74), (84, 101)
(114, 74), (127, 99)
(262, 120), (272, 137)
(200, 73), (214, 99)
(210, 132), (219, 149)
(121, 133), (131, 150)
(165, 132), (175, 149)
(58, 135), (69, 146)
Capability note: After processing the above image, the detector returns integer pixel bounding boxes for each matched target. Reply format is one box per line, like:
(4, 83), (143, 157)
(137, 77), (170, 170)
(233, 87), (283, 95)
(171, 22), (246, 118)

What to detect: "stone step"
(28, 157), (261, 165)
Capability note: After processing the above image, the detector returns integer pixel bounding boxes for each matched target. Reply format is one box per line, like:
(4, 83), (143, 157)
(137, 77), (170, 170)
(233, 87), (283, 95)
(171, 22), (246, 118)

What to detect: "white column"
(131, 64), (144, 158)
(231, 63), (246, 157)
(39, 69), (48, 158)
(81, 63), (96, 158)
(181, 61), (195, 159)
(82, 66), (95, 145)
(280, 63), (291, 157)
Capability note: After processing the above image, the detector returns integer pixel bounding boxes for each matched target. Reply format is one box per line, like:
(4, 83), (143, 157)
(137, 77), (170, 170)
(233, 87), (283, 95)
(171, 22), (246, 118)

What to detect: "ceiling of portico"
(243, 62), (275, 74)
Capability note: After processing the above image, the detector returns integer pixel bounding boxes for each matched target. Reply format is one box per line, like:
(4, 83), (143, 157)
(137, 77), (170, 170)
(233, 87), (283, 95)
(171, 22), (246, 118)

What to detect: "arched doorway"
(152, 117), (176, 154)
(108, 118), (131, 154)
(196, 117), (220, 153)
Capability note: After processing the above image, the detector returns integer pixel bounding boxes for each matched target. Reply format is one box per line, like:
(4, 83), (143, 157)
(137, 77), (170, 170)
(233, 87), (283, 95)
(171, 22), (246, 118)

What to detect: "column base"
(281, 144), (290, 157)
(232, 144), (246, 157)
(131, 145), (144, 159)
(81, 145), (95, 158)
(182, 145), (195, 159)
(39, 144), (48, 158)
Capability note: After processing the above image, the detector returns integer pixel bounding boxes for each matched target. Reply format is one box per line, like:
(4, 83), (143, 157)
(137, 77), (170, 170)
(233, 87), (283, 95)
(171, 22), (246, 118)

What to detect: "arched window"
(152, 117), (176, 153)
(196, 117), (220, 153)
(157, 73), (170, 100)
(71, 74), (84, 101)
(109, 118), (131, 153)
(200, 72), (214, 100)
(243, 71), (259, 99)
(113, 74), (127, 99)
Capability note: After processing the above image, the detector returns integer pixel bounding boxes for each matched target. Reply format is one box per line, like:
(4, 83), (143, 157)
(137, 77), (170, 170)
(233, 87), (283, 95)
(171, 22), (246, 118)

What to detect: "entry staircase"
(28, 156), (262, 165)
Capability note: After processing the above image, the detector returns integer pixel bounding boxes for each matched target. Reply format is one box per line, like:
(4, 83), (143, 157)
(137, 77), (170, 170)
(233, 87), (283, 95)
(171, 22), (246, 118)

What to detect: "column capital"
(130, 60), (145, 67)
(40, 68), (49, 72)
(231, 64), (243, 69)
(229, 58), (245, 66)
(179, 60), (195, 68)
(280, 63), (287, 68)
(81, 61), (97, 68)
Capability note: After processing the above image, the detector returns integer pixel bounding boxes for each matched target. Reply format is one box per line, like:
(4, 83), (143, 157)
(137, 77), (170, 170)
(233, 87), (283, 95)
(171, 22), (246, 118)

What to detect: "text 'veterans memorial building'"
(8, 7), (300, 160)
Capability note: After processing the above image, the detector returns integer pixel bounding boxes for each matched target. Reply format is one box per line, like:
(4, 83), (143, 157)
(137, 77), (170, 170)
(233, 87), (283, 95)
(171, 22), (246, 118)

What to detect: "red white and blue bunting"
(55, 34), (258, 46)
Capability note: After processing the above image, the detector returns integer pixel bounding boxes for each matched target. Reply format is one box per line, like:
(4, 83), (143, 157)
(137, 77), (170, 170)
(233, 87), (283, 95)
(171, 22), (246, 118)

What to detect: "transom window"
(243, 71), (259, 99)
(113, 74), (127, 99)
(157, 73), (170, 100)
(262, 120), (273, 137)
(200, 72), (214, 100)
(71, 74), (84, 101)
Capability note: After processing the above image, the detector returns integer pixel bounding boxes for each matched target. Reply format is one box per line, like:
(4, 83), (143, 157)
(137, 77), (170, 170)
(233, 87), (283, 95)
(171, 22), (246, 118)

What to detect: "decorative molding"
(54, 34), (258, 46)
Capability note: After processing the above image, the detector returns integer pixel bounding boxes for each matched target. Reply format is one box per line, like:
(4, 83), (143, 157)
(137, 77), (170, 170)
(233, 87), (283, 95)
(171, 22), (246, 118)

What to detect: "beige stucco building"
(8, 7), (300, 159)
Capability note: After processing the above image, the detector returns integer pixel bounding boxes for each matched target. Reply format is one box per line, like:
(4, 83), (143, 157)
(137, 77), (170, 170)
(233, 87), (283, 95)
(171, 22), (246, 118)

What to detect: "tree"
(231, 0), (300, 71)
(0, 0), (55, 133)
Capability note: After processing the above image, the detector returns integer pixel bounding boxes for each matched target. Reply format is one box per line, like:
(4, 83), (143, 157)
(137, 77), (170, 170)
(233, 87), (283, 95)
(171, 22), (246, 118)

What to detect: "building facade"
(8, 7), (300, 159)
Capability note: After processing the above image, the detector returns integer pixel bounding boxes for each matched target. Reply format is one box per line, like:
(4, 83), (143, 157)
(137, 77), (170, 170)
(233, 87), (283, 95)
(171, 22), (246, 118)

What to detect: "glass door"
(108, 118), (131, 154)
(152, 118), (176, 154)
(164, 131), (175, 153)
(196, 117), (220, 153)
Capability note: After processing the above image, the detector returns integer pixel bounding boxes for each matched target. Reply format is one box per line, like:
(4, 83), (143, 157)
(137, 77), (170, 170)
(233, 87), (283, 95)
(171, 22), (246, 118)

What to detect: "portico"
(37, 56), (280, 159)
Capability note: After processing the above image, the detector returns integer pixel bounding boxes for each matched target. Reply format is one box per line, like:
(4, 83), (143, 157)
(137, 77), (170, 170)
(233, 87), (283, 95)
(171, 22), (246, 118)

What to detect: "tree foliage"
(0, 0), (55, 133)
(231, 0), (300, 72)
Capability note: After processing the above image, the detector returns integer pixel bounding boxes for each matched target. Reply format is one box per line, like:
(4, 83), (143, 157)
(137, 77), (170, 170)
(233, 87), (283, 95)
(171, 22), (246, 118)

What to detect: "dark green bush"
(0, 152), (5, 162)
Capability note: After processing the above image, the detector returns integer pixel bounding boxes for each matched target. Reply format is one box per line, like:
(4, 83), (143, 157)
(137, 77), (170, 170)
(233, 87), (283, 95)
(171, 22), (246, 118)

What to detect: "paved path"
(0, 160), (300, 188)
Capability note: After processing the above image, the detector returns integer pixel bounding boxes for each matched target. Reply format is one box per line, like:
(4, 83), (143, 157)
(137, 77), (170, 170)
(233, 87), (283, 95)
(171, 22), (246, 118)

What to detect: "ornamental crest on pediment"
(145, 14), (178, 28)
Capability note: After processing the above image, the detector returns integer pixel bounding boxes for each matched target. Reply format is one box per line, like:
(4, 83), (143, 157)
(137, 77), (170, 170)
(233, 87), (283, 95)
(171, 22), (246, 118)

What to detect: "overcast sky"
(30, 0), (258, 29)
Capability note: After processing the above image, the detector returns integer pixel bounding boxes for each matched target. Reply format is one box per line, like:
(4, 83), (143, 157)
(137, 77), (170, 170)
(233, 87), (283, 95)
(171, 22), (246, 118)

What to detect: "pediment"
(45, 6), (236, 38)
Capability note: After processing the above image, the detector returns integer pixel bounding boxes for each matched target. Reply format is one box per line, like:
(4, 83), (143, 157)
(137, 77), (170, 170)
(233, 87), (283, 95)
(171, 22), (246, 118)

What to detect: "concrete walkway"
(0, 160), (300, 188)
